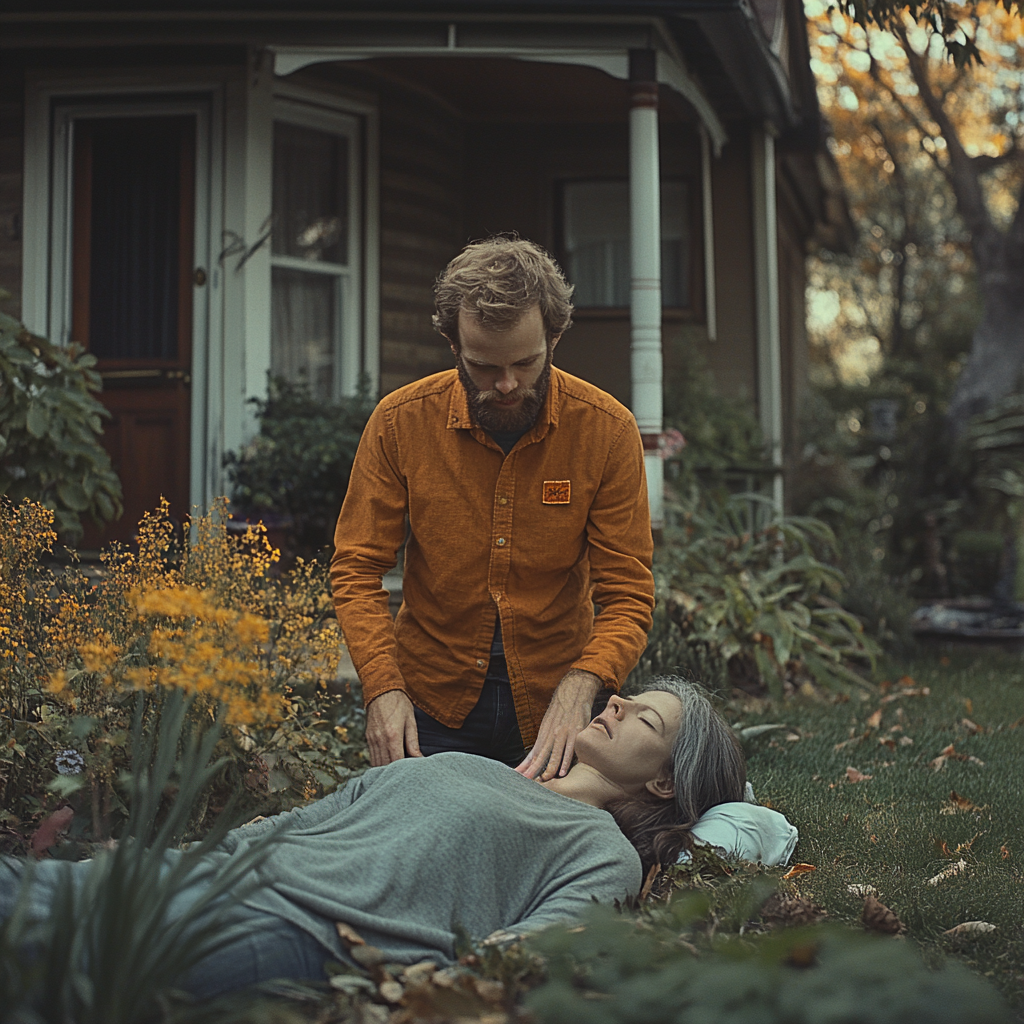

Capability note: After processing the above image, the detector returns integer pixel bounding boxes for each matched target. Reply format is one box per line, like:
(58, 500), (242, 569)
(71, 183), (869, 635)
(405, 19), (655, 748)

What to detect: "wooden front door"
(72, 114), (196, 549)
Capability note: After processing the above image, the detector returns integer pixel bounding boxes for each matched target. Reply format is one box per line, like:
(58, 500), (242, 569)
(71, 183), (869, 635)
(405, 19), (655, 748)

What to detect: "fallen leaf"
(963, 698), (973, 715)
(761, 892), (827, 926)
(335, 921), (365, 947)
(930, 755), (948, 772)
(785, 732), (801, 742)
(350, 943), (386, 969)
(967, 755), (986, 766)
(379, 979), (404, 1004)
(401, 961), (438, 985)
(897, 675), (916, 688)
(881, 686), (930, 704)
(472, 978), (505, 1003)
(925, 859), (966, 886)
(29, 806), (74, 859)
(943, 921), (996, 937)
(889, 724), (903, 732)
(1001, 845), (1010, 860)
(899, 735), (914, 747)
(879, 737), (896, 750)
(945, 790), (986, 814)
(788, 942), (819, 967)
(862, 894), (905, 935)
(961, 717), (983, 734)
(845, 767), (873, 783)
(955, 834), (979, 854)
(869, 834), (878, 843)
(847, 883), (878, 897)
(782, 862), (817, 879)
(329, 974), (377, 996)
(935, 839), (952, 856)
(865, 709), (882, 729)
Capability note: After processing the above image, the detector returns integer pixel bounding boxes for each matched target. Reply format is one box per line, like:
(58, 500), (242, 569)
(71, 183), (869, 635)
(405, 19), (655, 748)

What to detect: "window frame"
(270, 97), (363, 402)
(556, 175), (699, 316)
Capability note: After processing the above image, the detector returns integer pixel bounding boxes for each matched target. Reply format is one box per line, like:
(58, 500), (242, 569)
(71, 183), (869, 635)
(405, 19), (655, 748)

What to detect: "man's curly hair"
(432, 235), (574, 347)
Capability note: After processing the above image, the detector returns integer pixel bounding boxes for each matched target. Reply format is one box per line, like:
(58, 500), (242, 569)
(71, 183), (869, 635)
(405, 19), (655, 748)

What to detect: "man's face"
(452, 304), (559, 433)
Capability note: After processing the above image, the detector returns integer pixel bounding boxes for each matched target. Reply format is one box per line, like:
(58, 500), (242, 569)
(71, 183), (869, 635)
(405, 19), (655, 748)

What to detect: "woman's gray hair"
(641, 675), (747, 827)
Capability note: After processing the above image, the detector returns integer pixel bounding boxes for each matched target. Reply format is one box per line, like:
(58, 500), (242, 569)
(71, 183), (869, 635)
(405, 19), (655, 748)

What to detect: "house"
(0, 0), (849, 544)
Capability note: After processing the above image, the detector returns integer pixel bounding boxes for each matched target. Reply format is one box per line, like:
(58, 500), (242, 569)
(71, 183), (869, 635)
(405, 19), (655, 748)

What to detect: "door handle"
(194, 267), (207, 286)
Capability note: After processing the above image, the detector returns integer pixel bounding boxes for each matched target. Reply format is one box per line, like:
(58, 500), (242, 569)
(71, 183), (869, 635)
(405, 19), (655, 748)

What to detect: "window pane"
(272, 122), (349, 264)
(271, 268), (337, 403)
(82, 116), (192, 359)
(563, 180), (689, 308)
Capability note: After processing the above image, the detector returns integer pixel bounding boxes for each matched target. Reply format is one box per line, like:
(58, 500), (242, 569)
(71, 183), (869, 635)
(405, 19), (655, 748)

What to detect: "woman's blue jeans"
(0, 852), (330, 1001)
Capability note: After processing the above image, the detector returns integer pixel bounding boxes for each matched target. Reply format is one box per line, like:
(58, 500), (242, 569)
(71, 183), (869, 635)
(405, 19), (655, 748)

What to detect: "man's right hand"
(365, 690), (423, 766)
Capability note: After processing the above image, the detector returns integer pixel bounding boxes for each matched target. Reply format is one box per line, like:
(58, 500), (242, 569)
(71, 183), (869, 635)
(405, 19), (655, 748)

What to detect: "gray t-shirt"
(210, 752), (641, 965)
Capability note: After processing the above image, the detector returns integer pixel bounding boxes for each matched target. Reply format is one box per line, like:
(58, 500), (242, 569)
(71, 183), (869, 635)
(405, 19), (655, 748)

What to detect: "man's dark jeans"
(414, 649), (527, 768)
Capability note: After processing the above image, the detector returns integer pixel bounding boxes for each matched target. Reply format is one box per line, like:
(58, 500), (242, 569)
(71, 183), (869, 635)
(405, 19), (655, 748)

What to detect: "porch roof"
(0, 0), (805, 137)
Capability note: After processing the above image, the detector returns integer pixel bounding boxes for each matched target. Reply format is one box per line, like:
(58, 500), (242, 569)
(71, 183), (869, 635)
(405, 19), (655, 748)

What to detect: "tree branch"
(895, 25), (993, 243)
(866, 55), (946, 177)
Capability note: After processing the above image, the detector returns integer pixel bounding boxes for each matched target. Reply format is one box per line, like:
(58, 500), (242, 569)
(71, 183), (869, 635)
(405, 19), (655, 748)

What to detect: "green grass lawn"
(731, 646), (1024, 1011)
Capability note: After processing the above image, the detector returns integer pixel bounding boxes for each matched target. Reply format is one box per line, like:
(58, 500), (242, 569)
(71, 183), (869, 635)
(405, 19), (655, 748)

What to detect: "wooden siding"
(0, 86), (23, 319)
(377, 86), (464, 394)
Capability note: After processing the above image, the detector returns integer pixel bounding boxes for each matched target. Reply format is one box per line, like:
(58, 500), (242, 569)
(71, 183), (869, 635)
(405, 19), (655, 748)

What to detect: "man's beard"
(456, 347), (553, 433)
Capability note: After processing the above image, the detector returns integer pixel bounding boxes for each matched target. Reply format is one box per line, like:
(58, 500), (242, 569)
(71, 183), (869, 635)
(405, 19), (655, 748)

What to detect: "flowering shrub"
(0, 497), (365, 845)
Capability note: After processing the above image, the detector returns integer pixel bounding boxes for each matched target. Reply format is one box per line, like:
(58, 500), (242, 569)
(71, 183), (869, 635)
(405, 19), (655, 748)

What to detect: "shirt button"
(476, 659), (485, 668)
(498, 496), (508, 505)
(496, 537), (506, 546)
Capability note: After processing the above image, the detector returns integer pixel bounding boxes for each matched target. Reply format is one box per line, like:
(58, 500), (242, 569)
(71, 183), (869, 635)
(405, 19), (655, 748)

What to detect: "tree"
(812, 2), (1024, 434)
(834, 0), (1022, 65)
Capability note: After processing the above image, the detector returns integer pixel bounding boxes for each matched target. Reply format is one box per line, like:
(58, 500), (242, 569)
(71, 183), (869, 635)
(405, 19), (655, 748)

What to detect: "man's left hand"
(515, 669), (603, 780)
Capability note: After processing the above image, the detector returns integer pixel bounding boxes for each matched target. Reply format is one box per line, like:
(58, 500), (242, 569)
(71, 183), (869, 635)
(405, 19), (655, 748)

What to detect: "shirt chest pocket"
(513, 481), (594, 571)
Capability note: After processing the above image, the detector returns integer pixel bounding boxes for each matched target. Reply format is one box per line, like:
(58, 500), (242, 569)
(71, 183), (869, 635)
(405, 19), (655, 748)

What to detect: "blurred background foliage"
(788, 0), (1024, 649)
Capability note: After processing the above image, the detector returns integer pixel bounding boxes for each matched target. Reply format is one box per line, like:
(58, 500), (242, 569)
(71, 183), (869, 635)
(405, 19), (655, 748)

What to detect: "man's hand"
(365, 690), (423, 767)
(515, 670), (603, 780)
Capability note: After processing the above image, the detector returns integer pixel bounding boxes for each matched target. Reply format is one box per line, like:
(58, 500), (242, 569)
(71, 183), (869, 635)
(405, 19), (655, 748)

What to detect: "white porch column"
(629, 49), (664, 535)
(752, 124), (784, 512)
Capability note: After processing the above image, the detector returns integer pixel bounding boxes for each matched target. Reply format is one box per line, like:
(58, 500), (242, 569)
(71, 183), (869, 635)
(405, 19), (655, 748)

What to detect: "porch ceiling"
(333, 57), (660, 125)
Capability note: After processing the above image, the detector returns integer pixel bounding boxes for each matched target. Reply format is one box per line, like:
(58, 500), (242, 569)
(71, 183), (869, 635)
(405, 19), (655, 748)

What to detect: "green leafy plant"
(0, 301), (122, 542)
(649, 494), (879, 697)
(223, 376), (374, 558)
(662, 339), (767, 501)
(524, 899), (1009, 1024)
(0, 688), (283, 1024)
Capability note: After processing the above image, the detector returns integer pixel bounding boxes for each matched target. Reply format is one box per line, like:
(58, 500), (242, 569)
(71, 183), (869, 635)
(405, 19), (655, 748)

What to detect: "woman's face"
(574, 691), (683, 796)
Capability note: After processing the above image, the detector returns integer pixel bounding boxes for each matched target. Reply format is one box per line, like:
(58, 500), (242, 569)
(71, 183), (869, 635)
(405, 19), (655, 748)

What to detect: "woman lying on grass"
(1, 676), (745, 1003)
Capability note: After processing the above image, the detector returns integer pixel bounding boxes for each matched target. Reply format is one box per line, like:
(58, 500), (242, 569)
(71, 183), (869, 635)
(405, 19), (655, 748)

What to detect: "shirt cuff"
(568, 658), (621, 692)
(355, 653), (408, 705)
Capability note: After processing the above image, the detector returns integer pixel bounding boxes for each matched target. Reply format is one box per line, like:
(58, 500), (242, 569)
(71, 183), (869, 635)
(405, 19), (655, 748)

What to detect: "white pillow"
(679, 786), (799, 867)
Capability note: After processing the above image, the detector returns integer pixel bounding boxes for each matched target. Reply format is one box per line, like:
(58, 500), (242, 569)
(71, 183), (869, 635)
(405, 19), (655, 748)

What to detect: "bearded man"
(330, 236), (655, 780)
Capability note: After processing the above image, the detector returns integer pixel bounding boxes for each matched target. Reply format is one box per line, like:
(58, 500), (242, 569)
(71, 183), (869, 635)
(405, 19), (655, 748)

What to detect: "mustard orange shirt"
(330, 367), (655, 746)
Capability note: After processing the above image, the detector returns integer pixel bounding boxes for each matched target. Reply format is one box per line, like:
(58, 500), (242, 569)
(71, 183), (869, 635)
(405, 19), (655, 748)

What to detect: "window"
(271, 106), (361, 403)
(562, 179), (690, 309)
